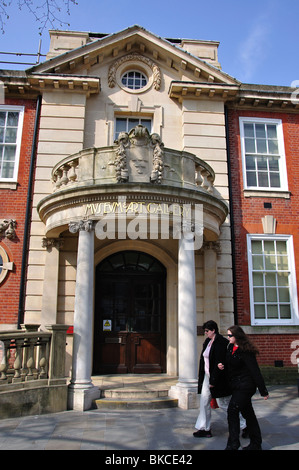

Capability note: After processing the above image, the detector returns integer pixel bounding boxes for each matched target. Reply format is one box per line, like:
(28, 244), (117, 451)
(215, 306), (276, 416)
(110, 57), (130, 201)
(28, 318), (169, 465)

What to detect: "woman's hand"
(218, 363), (224, 370)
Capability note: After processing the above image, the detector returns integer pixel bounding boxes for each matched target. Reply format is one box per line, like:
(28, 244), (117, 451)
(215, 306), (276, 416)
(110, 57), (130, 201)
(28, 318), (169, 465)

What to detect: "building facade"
(1, 26), (298, 410)
(0, 73), (40, 329)
(227, 99), (299, 368)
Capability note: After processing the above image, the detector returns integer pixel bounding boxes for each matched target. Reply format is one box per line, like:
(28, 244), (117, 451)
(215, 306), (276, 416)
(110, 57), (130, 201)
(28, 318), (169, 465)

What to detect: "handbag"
(210, 398), (219, 409)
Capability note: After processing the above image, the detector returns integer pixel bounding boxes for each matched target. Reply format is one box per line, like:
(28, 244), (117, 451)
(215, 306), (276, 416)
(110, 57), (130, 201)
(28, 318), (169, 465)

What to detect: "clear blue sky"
(0, 0), (298, 86)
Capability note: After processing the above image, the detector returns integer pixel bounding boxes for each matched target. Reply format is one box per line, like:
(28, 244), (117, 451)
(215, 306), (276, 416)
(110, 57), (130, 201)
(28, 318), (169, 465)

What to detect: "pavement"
(0, 375), (298, 453)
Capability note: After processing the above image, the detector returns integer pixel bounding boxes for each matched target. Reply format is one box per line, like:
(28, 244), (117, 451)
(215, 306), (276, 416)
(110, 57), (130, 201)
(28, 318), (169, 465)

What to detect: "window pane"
(4, 128), (17, 143)
(255, 124), (266, 138)
(268, 305), (278, 318)
(2, 161), (14, 178)
(257, 157), (268, 169)
(265, 272), (276, 286)
(268, 157), (279, 170)
(278, 288), (290, 302)
(128, 118), (139, 128)
(246, 172), (257, 186)
(141, 119), (152, 133)
(253, 272), (263, 285)
(269, 172), (280, 187)
(4, 146), (16, 161)
(258, 171), (269, 187)
(245, 138), (255, 153)
(244, 123), (254, 137)
(265, 255), (276, 270)
(256, 139), (267, 153)
(255, 305), (265, 319)
(268, 139), (279, 154)
(267, 125), (277, 139)
(7, 112), (19, 127)
(277, 256), (289, 270)
(280, 305), (291, 319)
(277, 272), (289, 286)
(252, 256), (264, 270)
(254, 288), (264, 302)
(0, 112), (6, 126)
(252, 240), (263, 254)
(266, 287), (277, 302)
(245, 155), (255, 170)
(276, 241), (287, 255)
(115, 118), (127, 134)
(264, 241), (275, 254)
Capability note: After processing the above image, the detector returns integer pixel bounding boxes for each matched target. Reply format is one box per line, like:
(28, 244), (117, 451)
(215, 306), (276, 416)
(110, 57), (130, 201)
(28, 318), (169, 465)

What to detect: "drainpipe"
(18, 95), (42, 328)
(224, 105), (238, 325)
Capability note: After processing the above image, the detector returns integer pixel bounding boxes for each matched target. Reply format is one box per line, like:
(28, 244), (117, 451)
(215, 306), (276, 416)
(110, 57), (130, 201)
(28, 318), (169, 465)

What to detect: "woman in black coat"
(219, 325), (269, 450)
(194, 320), (243, 438)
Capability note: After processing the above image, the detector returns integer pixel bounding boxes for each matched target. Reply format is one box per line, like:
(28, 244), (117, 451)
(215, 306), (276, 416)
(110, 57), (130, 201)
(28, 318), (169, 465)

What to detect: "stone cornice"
(28, 74), (100, 96)
(169, 80), (299, 111)
(0, 72), (100, 97)
(169, 81), (240, 102)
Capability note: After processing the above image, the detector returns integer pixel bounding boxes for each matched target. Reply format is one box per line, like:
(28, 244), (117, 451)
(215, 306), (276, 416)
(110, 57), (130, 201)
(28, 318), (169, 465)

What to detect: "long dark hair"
(228, 325), (259, 355)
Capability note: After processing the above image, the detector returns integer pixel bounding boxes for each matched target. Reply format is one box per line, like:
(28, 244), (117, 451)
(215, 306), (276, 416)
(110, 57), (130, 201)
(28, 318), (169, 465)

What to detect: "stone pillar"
(67, 220), (100, 411)
(169, 234), (198, 409)
(40, 238), (64, 329)
(203, 241), (220, 325)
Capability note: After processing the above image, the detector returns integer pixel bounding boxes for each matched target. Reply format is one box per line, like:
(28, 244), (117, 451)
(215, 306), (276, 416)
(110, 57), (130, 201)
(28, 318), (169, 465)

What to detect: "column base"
(67, 383), (100, 411)
(169, 381), (199, 410)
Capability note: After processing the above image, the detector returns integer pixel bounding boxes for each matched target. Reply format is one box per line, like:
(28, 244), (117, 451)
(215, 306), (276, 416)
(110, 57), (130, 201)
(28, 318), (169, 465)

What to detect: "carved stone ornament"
(108, 53), (161, 91)
(114, 125), (164, 184)
(42, 237), (64, 250)
(69, 220), (94, 234)
(0, 219), (17, 239)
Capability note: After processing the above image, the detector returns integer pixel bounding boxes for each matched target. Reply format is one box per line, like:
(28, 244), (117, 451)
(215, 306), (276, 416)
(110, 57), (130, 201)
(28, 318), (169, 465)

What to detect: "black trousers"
(227, 388), (262, 449)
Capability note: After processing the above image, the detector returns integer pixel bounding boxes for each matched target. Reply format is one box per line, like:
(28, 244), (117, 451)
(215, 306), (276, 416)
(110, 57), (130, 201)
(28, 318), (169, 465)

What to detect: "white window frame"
(0, 105), (24, 183)
(240, 117), (288, 192)
(247, 234), (299, 326)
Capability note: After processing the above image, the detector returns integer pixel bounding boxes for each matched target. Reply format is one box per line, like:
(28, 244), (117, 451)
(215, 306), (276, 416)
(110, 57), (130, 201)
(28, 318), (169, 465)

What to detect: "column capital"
(201, 240), (221, 255)
(42, 237), (64, 250)
(69, 220), (95, 234)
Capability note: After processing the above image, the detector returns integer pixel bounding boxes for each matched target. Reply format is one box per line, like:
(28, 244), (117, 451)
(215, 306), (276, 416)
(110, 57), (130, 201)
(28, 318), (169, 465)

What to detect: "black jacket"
(226, 344), (268, 397)
(198, 334), (231, 398)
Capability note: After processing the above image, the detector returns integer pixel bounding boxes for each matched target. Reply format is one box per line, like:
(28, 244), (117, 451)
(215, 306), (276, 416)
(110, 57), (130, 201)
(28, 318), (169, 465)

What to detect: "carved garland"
(108, 53), (162, 91)
(114, 125), (164, 184)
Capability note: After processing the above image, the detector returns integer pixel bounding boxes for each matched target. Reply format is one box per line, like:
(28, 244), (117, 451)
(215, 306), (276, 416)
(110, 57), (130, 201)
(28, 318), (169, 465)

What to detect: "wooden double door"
(93, 251), (166, 374)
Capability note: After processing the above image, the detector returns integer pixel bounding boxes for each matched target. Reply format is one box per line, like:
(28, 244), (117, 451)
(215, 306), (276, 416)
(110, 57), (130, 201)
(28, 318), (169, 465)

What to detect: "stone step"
(94, 396), (178, 410)
(101, 388), (169, 399)
(94, 387), (178, 410)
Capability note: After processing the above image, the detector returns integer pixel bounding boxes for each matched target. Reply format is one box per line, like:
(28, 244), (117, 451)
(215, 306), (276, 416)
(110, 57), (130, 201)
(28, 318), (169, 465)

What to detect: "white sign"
(103, 319), (112, 331)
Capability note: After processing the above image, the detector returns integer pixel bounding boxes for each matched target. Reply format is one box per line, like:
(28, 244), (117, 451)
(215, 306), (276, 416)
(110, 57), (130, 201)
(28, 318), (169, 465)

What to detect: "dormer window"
(121, 70), (148, 90)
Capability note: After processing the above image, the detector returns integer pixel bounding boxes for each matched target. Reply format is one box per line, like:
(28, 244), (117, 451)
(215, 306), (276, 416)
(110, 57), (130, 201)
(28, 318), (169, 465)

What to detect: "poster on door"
(103, 319), (112, 331)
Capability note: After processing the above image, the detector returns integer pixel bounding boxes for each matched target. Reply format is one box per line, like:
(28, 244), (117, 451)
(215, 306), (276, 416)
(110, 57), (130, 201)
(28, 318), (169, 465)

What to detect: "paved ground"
(0, 380), (298, 452)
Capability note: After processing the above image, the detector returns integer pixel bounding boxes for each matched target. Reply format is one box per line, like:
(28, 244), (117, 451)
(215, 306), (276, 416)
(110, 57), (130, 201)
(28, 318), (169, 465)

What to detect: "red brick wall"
(0, 98), (38, 327)
(227, 107), (299, 366)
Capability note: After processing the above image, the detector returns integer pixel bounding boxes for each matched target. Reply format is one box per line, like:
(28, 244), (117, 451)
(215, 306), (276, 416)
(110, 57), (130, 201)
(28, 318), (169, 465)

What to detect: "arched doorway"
(93, 251), (166, 374)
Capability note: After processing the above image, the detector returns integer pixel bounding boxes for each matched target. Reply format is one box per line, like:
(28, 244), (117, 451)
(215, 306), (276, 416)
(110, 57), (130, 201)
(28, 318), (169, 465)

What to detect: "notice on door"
(103, 319), (112, 331)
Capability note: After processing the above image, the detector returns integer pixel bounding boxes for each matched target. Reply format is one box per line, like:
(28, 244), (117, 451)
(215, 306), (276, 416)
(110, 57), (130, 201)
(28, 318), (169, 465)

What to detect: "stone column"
(169, 233), (198, 409)
(40, 238), (64, 329)
(67, 220), (100, 411)
(203, 241), (220, 325)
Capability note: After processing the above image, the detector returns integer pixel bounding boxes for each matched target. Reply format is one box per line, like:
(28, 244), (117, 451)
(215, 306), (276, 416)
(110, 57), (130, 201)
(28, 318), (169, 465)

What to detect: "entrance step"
(93, 388), (178, 410)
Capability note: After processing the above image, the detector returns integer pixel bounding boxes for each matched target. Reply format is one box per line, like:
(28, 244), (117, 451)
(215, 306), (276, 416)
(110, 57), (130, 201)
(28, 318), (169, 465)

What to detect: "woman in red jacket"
(218, 325), (269, 450)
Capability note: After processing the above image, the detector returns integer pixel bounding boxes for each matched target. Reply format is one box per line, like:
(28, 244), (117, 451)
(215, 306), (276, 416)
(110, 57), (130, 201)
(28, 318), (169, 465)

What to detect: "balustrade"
(51, 146), (215, 194)
(0, 325), (68, 386)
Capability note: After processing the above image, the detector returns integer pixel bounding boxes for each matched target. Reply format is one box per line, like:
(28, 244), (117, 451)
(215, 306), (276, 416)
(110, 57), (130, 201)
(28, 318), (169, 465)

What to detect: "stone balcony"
(51, 125), (215, 193)
(37, 125), (228, 240)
